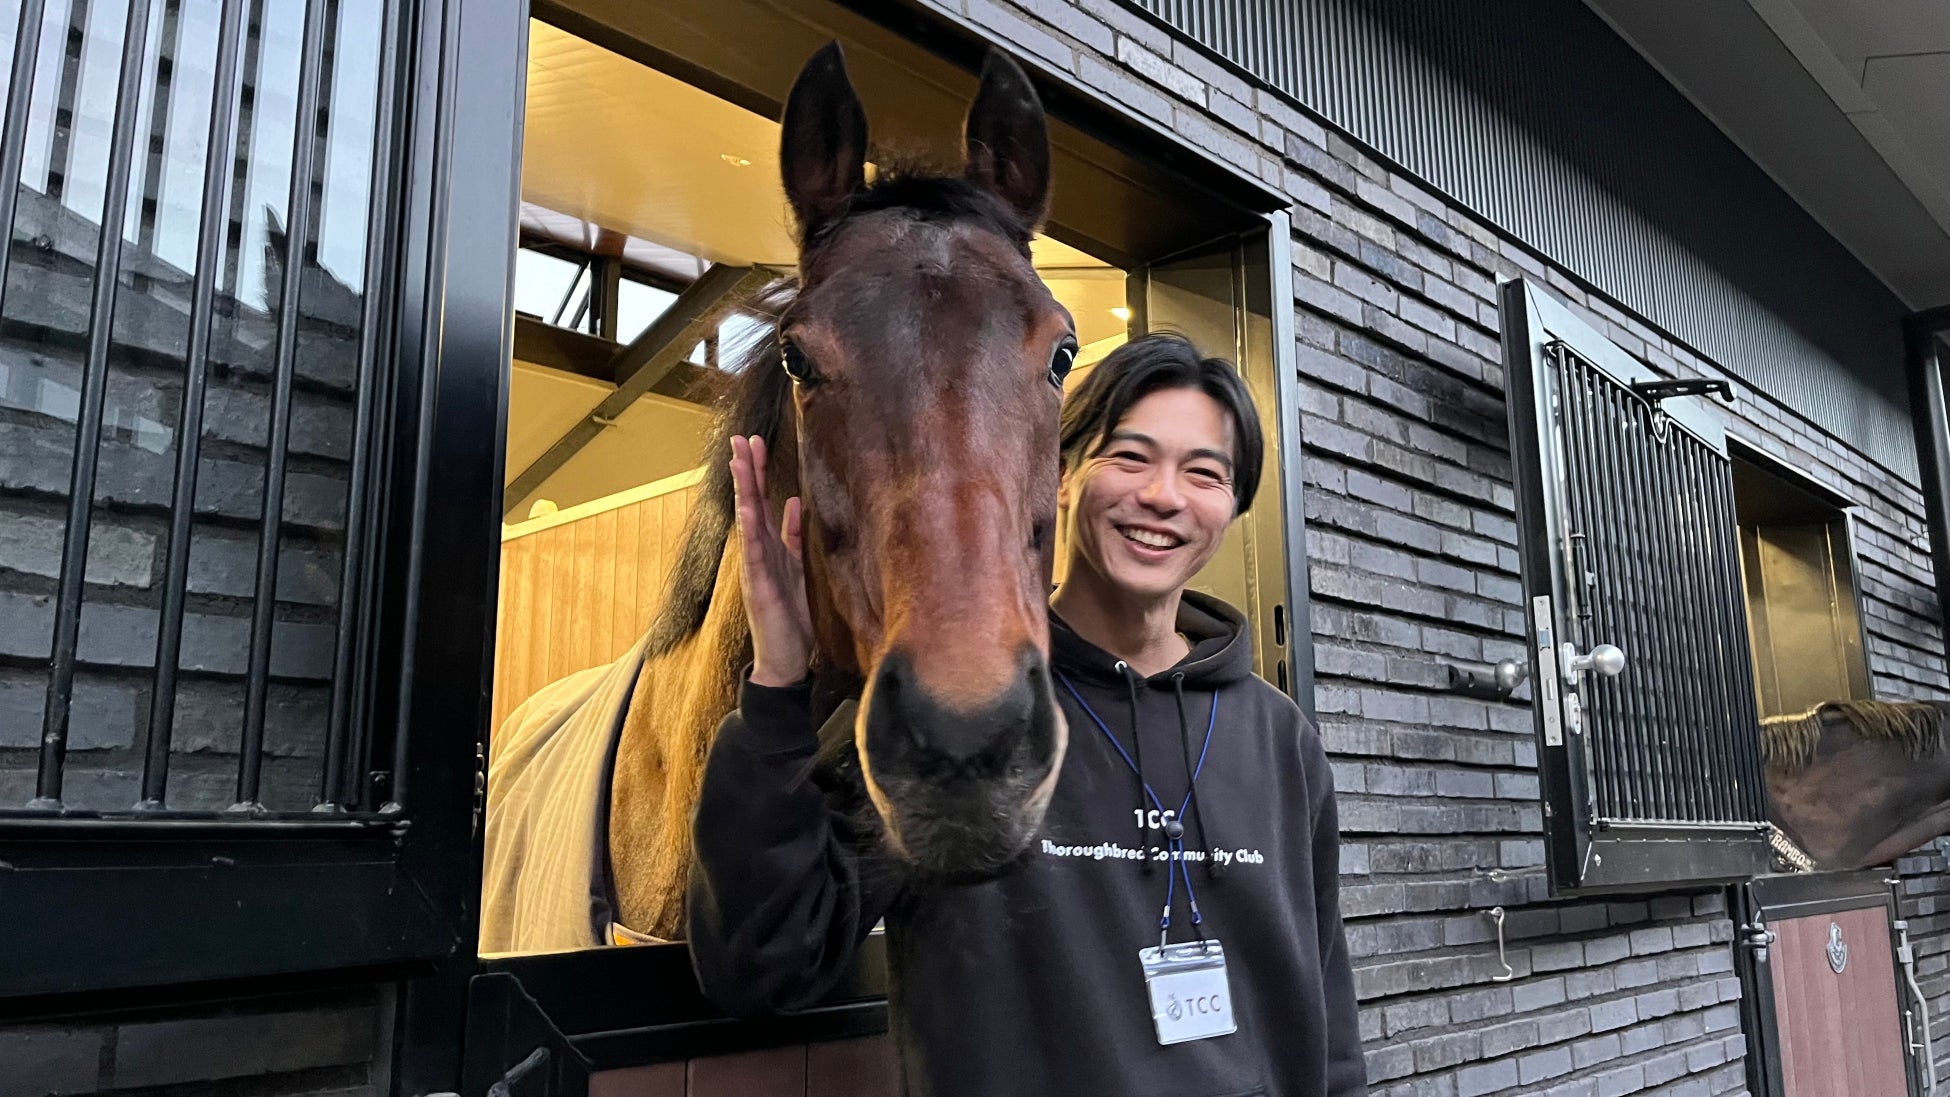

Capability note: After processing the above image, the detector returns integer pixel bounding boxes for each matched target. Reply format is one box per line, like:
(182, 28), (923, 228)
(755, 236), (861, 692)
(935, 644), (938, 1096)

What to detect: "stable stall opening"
(473, 3), (1302, 1082)
(1729, 443), (1871, 719)
(482, 0), (1300, 973)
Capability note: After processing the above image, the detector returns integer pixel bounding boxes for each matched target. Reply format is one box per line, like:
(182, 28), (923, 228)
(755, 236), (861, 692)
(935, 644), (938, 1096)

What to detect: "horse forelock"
(1760, 699), (1950, 774)
(805, 162), (1033, 257)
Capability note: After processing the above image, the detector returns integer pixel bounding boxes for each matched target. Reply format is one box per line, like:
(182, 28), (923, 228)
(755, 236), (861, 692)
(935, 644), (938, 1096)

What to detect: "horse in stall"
(1762, 699), (1950, 871)
(482, 43), (1077, 952)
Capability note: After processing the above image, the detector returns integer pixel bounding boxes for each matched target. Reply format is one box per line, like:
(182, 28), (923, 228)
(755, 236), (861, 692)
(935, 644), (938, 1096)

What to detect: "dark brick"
(0, 1027), (104, 1097)
(111, 1004), (375, 1088)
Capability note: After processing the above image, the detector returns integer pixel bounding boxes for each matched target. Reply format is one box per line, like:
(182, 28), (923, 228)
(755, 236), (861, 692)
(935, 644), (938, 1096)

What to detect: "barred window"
(0, 0), (391, 816)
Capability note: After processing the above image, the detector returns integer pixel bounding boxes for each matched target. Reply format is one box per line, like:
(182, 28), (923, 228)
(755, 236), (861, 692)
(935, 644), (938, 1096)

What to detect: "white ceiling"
(1591, 0), (1950, 309)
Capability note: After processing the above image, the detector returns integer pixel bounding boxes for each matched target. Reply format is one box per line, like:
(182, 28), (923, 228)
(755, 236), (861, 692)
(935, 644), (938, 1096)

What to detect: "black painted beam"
(503, 264), (771, 516)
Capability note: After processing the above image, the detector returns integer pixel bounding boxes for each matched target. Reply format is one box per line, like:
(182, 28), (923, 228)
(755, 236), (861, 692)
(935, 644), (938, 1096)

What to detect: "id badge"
(1139, 939), (1236, 1045)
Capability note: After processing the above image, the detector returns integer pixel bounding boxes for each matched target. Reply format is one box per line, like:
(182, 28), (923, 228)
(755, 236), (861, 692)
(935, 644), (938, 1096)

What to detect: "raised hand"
(729, 435), (814, 688)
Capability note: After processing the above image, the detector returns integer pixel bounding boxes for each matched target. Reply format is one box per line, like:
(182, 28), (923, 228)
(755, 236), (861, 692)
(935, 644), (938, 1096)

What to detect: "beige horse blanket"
(480, 634), (653, 955)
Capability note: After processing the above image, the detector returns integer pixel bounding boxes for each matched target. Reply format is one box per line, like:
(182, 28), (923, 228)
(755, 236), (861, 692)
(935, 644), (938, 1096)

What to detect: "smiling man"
(689, 333), (1365, 1096)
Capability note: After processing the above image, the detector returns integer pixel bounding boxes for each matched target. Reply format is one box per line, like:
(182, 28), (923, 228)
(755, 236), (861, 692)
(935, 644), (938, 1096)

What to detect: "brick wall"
(0, 187), (363, 814)
(0, 986), (390, 1097)
(925, 1), (1950, 1094)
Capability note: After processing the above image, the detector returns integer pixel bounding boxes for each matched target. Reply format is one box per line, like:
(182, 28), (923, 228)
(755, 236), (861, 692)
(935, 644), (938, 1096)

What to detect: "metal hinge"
(1738, 919), (1777, 962)
(472, 740), (488, 838)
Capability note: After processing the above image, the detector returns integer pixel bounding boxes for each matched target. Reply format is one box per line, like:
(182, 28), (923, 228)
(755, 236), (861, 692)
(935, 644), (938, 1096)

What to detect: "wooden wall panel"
(491, 470), (703, 736)
(1770, 904), (1909, 1097)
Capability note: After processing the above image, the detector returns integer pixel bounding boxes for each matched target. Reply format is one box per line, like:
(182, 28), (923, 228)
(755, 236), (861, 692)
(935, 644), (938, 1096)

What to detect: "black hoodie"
(687, 591), (1366, 1097)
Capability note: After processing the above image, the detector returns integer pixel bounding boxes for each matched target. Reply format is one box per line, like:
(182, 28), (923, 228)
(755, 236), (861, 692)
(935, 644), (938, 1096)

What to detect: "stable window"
(1729, 446), (1870, 719)
(1500, 278), (1777, 892)
(0, 0), (495, 1008)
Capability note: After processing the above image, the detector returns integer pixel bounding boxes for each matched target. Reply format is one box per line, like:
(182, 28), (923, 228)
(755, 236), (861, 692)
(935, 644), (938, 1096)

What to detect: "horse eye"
(1048, 338), (1078, 388)
(780, 340), (818, 385)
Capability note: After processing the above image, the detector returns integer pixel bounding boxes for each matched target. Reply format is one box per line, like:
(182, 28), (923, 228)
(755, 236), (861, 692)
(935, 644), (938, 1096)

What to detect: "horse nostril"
(867, 651), (1046, 766)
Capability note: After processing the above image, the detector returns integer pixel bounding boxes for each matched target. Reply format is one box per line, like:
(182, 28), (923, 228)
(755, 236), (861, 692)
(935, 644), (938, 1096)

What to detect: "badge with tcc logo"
(1826, 922), (1848, 974)
(1140, 940), (1236, 1045)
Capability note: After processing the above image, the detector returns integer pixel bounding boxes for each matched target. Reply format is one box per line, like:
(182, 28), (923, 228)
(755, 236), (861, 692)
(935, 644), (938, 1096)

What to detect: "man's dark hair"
(1058, 332), (1264, 515)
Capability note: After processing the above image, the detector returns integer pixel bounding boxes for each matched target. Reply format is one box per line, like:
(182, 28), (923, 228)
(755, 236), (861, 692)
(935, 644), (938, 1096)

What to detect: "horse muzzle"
(858, 647), (1067, 880)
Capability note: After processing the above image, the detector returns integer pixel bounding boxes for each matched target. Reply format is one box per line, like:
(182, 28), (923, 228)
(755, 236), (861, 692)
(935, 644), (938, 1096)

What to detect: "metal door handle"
(1561, 642), (1625, 686)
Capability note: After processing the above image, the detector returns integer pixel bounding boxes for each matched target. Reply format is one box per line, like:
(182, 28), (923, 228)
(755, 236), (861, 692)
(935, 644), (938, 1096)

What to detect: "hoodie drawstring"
(1115, 662), (1150, 874)
(1173, 673), (1223, 880)
(1056, 669), (1220, 944)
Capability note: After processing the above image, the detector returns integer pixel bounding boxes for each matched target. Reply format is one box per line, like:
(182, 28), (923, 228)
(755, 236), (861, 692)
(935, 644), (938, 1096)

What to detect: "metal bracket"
(1629, 378), (1733, 443)
(1486, 907), (1515, 982)
(1629, 378), (1734, 407)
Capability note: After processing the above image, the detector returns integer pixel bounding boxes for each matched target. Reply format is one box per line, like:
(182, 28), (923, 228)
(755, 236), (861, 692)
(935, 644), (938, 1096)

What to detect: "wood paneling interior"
(492, 471), (701, 737)
(1769, 904), (1909, 1096)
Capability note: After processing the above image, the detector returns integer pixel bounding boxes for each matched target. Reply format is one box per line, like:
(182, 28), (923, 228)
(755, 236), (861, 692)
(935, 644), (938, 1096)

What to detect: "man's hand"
(729, 435), (814, 688)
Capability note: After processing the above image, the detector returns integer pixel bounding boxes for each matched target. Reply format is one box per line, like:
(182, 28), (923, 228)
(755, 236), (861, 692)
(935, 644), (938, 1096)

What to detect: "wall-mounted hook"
(1446, 659), (1529, 701)
(1487, 906), (1515, 982)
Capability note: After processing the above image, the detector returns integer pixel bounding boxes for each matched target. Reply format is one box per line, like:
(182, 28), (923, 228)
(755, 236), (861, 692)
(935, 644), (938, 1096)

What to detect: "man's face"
(1060, 386), (1238, 601)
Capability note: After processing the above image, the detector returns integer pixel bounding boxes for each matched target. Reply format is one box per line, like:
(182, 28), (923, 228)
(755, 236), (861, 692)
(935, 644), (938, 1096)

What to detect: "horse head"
(773, 43), (1070, 880)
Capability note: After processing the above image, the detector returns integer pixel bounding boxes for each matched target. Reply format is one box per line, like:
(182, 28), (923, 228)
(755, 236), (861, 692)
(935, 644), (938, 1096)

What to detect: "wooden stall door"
(1770, 904), (1909, 1096)
(588, 1035), (898, 1097)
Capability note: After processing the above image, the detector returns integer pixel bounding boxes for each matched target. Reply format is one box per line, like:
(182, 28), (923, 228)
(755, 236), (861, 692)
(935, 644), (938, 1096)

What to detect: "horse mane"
(1759, 699), (1950, 774)
(642, 164), (1027, 658)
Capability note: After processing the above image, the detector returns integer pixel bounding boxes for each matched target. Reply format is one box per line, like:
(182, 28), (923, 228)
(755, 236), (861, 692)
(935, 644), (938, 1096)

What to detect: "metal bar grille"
(35, 0), (155, 809)
(1, 0), (398, 821)
(1549, 344), (1769, 826)
(141, 0), (249, 811)
(236, 0), (332, 812)
(0, 0), (49, 313)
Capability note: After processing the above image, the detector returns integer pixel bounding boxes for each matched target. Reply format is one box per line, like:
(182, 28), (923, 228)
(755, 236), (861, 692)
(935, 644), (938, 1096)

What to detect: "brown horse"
(484, 44), (1073, 950)
(1762, 699), (1950, 871)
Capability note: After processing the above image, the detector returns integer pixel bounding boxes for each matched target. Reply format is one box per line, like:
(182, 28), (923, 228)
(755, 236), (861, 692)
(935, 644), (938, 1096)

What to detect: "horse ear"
(963, 49), (1051, 234)
(781, 41), (869, 242)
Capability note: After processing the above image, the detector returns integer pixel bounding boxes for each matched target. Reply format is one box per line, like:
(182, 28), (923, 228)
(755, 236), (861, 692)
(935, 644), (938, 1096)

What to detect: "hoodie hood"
(1048, 588), (1256, 690)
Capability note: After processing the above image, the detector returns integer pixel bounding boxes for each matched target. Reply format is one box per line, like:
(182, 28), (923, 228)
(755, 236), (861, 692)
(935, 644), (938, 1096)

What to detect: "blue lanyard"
(1055, 671), (1219, 945)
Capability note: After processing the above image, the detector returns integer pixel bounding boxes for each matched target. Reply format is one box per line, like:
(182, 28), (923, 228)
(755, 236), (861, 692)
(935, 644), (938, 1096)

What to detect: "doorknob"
(1561, 642), (1625, 686)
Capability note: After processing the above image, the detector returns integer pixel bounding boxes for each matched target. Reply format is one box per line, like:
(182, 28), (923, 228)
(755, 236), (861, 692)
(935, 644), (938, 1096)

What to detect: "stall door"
(1739, 874), (1920, 1097)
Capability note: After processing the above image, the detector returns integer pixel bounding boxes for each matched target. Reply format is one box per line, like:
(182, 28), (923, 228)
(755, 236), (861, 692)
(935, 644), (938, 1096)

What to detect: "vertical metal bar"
(1685, 440), (1727, 822)
(1687, 442), (1728, 822)
(0, 0), (49, 311)
(1584, 369), (1637, 820)
(1673, 437), (1718, 821)
(1702, 445), (1746, 821)
(1561, 361), (1618, 817)
(1644, 403), (1693, 822)
(235, 0), (329, 810)
(138, 0), (248, 810)
(33, 0), (155, 809)
(1662, 421), (1707, 822)
(1588, 368), (1643, 821)
(320, 0), (400, 811)
(1620, 383), (1676, 820)
(383, 0), (463, 817)
(1599, 371), (1655, 820)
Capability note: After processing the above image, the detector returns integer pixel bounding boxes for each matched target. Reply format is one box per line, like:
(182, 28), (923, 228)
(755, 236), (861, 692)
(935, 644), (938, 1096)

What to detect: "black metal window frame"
(1907, 306), (1950, 639)
(0, 0), (521, 1032)
(1501, 277), (1775, 895)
